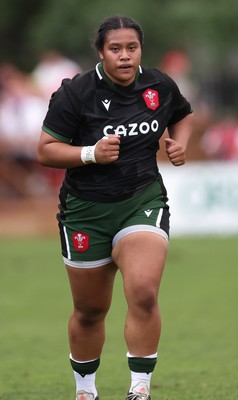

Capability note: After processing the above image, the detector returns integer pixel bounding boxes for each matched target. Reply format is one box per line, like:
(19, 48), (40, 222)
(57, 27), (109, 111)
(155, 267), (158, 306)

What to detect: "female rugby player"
(38, 15), (193, 400)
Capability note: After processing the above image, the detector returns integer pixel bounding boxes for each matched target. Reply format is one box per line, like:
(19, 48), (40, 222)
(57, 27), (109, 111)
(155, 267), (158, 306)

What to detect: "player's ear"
(98, 51), (104, 61)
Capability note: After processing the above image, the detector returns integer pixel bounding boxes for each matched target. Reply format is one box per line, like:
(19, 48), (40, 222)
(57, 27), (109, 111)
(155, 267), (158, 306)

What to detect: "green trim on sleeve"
(42, 125), (71, 143)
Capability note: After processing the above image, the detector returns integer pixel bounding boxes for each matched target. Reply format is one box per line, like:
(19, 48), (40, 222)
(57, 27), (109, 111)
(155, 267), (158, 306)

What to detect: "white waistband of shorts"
(63, 256), (112, 269)
(112, 225), (168, 247)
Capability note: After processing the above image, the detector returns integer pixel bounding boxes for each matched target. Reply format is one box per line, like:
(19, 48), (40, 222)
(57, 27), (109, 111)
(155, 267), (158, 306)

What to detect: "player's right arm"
(37, 130), (120, 168)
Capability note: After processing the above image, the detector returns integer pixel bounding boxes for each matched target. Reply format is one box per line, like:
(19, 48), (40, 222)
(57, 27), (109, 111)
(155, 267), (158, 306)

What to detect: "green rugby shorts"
(57, 180), (170, 268)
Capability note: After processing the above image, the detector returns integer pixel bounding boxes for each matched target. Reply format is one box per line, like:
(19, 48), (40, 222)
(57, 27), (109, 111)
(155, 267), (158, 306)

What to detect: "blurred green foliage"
(1, 0), (238, 71)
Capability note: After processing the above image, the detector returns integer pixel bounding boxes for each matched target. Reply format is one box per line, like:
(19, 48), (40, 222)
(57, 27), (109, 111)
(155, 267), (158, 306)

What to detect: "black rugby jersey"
(43, 63), (192, 202)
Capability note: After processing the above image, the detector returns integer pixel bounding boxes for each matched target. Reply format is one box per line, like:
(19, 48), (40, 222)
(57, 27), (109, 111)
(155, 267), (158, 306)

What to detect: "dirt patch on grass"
(0, 196), (59, 237)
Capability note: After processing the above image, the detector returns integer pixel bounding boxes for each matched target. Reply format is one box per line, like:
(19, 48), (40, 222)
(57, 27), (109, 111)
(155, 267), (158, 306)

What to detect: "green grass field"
(0, 236), (238, 400)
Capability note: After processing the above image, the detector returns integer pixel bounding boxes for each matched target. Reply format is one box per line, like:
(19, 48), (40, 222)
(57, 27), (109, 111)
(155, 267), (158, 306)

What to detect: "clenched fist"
(164, 138), (186, 166)
(95, 135), (121, 164)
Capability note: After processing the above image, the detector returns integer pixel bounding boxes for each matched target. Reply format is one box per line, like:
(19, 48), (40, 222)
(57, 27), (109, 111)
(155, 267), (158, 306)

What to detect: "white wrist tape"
(81, 145), (97, 164)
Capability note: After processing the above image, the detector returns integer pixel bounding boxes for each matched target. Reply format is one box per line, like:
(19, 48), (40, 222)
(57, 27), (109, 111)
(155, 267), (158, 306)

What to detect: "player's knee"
(73, 304), (108, 327)
(131, 286), (157, 316)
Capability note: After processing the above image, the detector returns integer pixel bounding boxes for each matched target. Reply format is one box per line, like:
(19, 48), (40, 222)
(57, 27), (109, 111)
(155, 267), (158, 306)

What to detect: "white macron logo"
(102, 99), (111, 111)
(144, 209), (153, 217)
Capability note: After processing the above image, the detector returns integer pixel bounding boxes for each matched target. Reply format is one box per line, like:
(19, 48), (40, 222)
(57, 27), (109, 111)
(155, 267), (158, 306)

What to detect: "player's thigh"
(112, 232), (168, 296)
(66, 262), (118, 312)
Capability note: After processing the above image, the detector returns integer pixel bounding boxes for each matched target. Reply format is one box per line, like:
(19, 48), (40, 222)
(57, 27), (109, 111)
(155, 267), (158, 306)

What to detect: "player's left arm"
(165, 113), (193, 166)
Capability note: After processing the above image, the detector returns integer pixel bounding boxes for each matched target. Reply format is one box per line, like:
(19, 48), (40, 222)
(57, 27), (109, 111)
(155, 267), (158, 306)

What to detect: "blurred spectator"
(158, 50), (213, 161)
(160, 50), (198, 104)
(31, 50), (82, 99)
(0, 63), (47, 156)
(0, 52), (82, 200)
(201, 117), (238, 160)
(0, 63), (50, 198)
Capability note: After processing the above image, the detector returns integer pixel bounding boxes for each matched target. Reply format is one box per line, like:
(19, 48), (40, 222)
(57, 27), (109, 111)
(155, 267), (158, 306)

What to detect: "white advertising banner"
(159, 162), (238, 236)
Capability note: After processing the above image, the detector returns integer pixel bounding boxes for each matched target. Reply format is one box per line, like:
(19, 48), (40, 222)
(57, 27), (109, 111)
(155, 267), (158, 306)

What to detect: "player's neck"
(97, 62), (140, 89)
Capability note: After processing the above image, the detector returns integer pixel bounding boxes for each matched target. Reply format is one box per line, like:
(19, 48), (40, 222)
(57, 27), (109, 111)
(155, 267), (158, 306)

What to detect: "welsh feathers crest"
(143, 88), (159, 110)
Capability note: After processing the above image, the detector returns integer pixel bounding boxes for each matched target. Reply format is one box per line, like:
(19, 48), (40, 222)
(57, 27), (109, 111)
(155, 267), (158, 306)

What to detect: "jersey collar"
(96, 62), (142, 88)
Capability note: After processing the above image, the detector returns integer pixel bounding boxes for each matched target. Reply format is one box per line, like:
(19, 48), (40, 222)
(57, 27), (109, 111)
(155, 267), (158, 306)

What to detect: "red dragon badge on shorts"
(143, 88), (159, 110)
(72, 231), (89, 252)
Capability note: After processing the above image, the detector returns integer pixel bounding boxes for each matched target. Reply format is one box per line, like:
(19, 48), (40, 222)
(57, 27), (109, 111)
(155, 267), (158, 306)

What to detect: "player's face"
(99, 28), (142, 86)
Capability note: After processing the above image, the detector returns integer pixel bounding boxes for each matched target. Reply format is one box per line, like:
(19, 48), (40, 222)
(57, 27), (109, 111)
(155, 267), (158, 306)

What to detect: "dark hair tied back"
(94, 15), (144, 51)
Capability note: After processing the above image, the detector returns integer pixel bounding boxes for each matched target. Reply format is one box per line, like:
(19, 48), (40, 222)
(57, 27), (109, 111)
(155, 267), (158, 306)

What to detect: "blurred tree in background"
(1, 0), (238, 70)
(1, 0), (238, 113)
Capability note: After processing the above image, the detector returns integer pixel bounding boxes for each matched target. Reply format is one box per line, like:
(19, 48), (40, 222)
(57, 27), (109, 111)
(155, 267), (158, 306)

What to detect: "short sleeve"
(42, 77), (81, 142)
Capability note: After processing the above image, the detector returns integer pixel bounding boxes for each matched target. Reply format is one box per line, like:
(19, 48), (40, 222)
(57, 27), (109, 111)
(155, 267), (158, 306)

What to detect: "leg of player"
(112, 232), (168, 400)
(66, 262), (118, 400)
